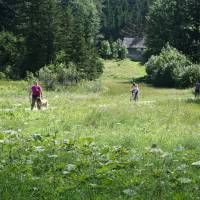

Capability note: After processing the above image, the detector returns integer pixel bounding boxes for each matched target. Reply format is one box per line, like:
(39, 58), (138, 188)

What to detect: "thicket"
(99, 39), (128, 60)
(146, 45), (200, 88)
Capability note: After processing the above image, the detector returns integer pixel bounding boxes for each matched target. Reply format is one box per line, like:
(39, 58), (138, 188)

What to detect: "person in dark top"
(195, 82), (200, 98)
(29, 81), (43, 110)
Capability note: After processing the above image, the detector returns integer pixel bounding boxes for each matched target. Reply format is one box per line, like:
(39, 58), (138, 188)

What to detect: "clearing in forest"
(0, 59), (200, 199)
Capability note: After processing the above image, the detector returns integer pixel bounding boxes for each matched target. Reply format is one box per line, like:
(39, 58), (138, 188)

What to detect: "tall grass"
(0, 59), (200, 199)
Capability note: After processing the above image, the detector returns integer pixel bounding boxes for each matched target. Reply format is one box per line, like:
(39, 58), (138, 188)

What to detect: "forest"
(1, 0), (199, 86)
(1, 1), (200, 199)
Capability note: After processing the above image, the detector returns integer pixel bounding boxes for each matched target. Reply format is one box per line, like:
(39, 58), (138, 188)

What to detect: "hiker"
(194, 81), (200, 98)
(130, 83), (139, 102)
(29, 81), (43, 110)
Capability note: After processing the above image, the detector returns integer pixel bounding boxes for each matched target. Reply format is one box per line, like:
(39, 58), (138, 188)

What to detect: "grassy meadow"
(0, 59), (200, 199)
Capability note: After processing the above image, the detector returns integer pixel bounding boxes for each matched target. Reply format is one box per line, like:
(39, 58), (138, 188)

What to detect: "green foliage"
(116, 39), (128, 60)
(146, 44), (192, 87)
(0, 72), (6, 80)
(99, 40), (112, 59)
(146, 0), (200, 62)
(39, 62), (79, 90)
(110, 39), (128, 60)
(111, 41), (119, 59)
(0, 0), (103, 79)
(179, 65), (200, 88)
(101, 0), (154, 39)
(0, 31), (25, 79)
(38, 64), (58, 90)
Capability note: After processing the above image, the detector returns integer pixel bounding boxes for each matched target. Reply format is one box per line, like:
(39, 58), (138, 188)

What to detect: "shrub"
(145, 44), (192, 87)
(178, 65), (200, 88)
(111, 41), (119, 59)
(115, 39), (128, 60)
(0, 72), (6, 80)
(81, 56), (103, 80)
(99, 40), (112, 59)
(39, 62), (79, 90)
(57, 63), (79, 85)
(39, 64), (58, 90)
(110, 39), (128, 60)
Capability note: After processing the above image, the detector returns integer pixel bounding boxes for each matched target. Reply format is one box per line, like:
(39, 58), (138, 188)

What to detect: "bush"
(81, 56), (103, 80)
(39, 62), (79, 90)
(57, 63), (79, 85)
(178, 65), (200, 88)
(145, 44), (192, 87)
(99, 40), (112, 59)
(115, 39), (128, 60)
(39, 64), (58, 90)
(0, 72), (6, 80)
(110, 39), (128, 60)
(111, 41), (119, 59)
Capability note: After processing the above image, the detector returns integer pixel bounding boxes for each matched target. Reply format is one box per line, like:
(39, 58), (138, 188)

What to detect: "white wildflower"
(3, 130), (17, 135)
(67, 164), (76, 172)
(177, 164), (188, 171)
(0, 140), (4, 144)
(34, 146), (45, 152)
(178, 177), (192, 184)
(48, 154), (58, 158)
(62, 171), (70, 175)
(149, 147), (163, 154)
(192, 161), (200, 167)
(123, 189), (136, 197)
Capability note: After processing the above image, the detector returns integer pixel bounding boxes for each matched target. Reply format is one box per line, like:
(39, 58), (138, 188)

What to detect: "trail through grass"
(0, 59), (200, 199)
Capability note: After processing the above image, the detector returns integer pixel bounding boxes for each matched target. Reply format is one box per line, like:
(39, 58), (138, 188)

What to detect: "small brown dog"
(37, 98), (48, 109)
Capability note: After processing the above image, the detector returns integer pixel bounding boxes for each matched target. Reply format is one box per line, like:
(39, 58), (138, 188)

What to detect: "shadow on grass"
(186, 98), (200, 104)
(118, 76), (148, 85)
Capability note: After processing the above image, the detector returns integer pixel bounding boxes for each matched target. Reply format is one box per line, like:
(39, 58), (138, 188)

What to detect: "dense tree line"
(0, 0), (156, 80)
(0, 0), (102, 80)
(146, 0), (200, 63)
(145, 0), (200, 87)
(1, 0), (200, 86)
(101, 0), (154, 40)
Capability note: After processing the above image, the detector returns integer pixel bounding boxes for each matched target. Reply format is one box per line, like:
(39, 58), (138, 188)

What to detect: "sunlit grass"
(0, 59), (200, 199)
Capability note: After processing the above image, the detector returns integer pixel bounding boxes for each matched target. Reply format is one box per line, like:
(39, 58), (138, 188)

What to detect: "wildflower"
(177, 164), (188, 171)
(27, 160), (33, 164)
(34, 146), (45, 152)
(178, 177), (192, 184)
(3, 130), (17, 135)
(62, 171), (70, 175)
(123, 188), (136, 197)
(192, 161), (200, 167)
(48, 154), (58, 158)
(0, 140), (4, 144)
(67, 164), (76, 172)
(175, 146), (185, 152)
(149, 147), (163, 154)
(54, 140), (60, 145)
